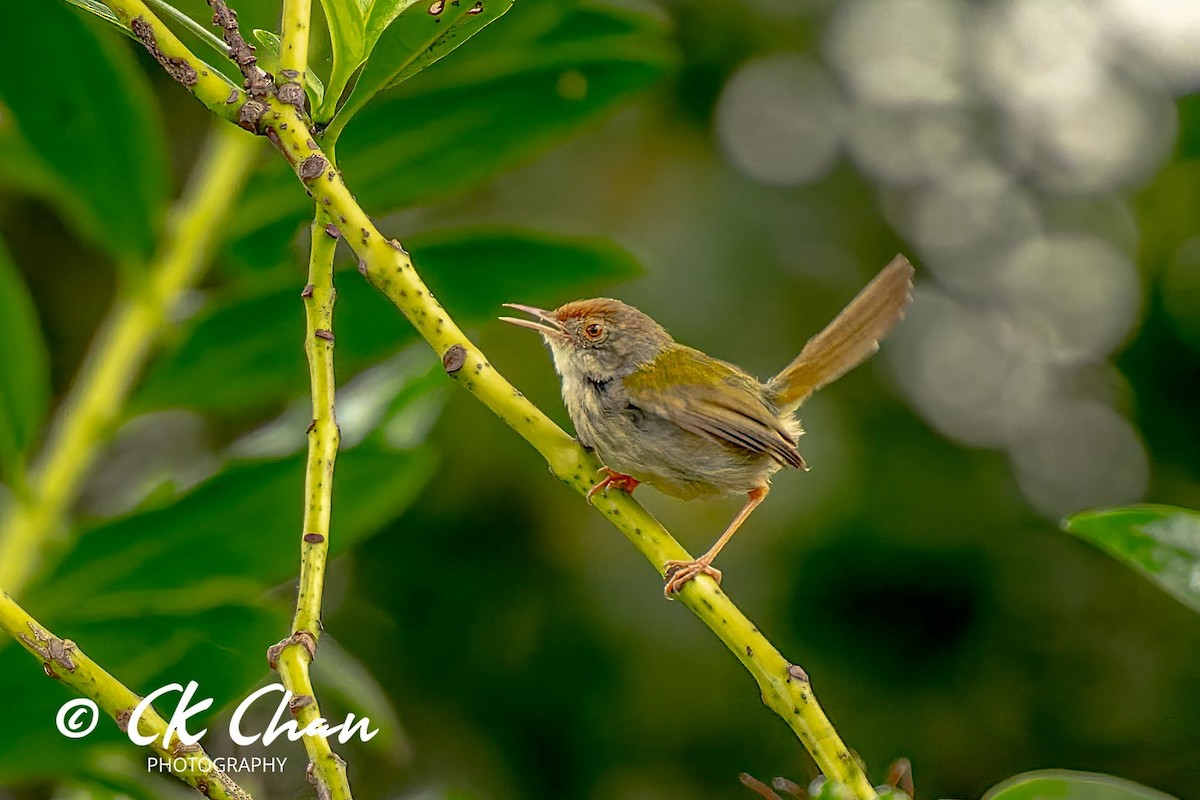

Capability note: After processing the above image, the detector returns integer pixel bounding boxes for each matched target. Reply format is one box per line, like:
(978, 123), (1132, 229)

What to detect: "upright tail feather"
(766, 255), (915, 412)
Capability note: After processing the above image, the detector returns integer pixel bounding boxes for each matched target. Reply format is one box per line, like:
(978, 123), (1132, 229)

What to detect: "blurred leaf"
(315, 0), (370, 122)
(0, 442), (435, 782)
(31, 444), (435, 611)
(230, 2), (675, 251)
(984, 770), (1178, 800)
(0, 238), (50, 483)
(1064, 504), (1200, 614)
(0, 2), (169, 263)
(316, 637), (411, 763)
(61, 0), (133, 38)
(328, 0), (514, 128)
(137, 227), (641, 413)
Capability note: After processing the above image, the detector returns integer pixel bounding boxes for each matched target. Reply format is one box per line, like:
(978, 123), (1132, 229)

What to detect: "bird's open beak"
(500, 303), (567, 339)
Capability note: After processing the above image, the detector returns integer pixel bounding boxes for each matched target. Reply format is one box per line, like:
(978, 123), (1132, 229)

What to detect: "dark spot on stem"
(301, 284), (315, 298)
(787, 664), (810, 683)
(303, 533), (325, 544)
(324, 223), (339, 239)
(299, 155), (327, 182)
(314, 329), (334, 341)
(442, 344), (467, 374)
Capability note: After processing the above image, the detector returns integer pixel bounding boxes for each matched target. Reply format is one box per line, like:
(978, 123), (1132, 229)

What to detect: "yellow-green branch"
(98, 2), (878, 794)
(266, 213), (351, 799)
(263, 0), (351, 794)
(0, 124), (260, 595)
(0, 592), (252, 799)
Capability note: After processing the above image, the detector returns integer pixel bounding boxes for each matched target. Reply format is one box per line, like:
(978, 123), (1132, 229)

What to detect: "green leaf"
(316, 0), (370, 122)
(0, 443), (435, 782)
(1063, 504), (1200, 614)
(61, 0), (131, 37)
(328, 0), (514, 130)
(0, 238), (50, 483)
(0, 2), (169, 263)
(137, 227), (641, 413)
(984, 770), (1178, 800)
(230, 2), (675, 248)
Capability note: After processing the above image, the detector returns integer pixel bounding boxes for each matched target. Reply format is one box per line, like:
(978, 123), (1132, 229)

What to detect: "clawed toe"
(663, 559), (722, 597)
(587, 467), (640, 501)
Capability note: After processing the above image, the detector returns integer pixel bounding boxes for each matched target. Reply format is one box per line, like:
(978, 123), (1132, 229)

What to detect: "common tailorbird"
(501, 255), (914, 596)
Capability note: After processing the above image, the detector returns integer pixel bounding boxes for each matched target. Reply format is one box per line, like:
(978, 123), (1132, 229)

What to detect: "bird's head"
(501, 298), (673, 381)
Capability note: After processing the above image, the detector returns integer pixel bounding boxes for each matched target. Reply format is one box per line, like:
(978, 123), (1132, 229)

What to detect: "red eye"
(583, 322), (605, 340)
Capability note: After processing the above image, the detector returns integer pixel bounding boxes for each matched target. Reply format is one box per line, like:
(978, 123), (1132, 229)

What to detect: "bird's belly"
(580, 407), (779, 501)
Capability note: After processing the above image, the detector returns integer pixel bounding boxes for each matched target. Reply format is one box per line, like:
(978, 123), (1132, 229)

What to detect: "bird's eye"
(583, 322), (605, 341)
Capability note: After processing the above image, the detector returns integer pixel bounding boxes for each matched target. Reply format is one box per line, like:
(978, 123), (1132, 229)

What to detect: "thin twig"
(0, 591), (253, 799)
(266, 213), (350, 799)
(261, 0), (350, 792)
(96, 2), (879, 795)
(0, 124), (260, 595)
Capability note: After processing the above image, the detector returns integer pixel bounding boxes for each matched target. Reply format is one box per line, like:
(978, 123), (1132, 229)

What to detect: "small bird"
(502, 255), (914, 596)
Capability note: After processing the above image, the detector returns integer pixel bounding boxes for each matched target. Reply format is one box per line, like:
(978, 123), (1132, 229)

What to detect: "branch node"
(301, 283), (315, 298)
(237, 99), (266, 132)
(299, 155), (328, 183)
(277, 81), (308, 117)
(786, 664), (810, 683)
(443, 344), (467, 375)
(288, 694), (315, 713)
(303, 532), (325, 544)
(323, 223), (340, 239)
(20, 622), (78, 673)
(314, 329), (334, 341)
(267, 629), (318, 669)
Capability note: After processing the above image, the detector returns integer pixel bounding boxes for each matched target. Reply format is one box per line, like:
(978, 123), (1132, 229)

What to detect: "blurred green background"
(1, 0), (1200, 798)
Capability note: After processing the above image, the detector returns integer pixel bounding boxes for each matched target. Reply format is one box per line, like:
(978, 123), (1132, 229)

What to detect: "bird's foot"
(586, 467), (640, 501)
(663, 559), (722, 597)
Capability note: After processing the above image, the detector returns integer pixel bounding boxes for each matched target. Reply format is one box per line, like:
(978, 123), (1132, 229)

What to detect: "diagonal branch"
(0, 591), (253, 799)
(98, 2), (879, 796)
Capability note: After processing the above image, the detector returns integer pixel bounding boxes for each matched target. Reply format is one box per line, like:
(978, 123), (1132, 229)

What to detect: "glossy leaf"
(0, 2), (168, 262)
(1064, 504), (1200, 614)
(230, 2), (675, 248)
(0, 238), (50, 483)
(984, 770), (1177, 800)
(328, 0), (514, 130)
(136, 227), (641, 413)
(315, 0), (369, 122)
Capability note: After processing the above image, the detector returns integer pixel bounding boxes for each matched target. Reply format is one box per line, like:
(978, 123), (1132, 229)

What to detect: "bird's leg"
(587, 466), (640, 501)
(663, 486), (768, 597)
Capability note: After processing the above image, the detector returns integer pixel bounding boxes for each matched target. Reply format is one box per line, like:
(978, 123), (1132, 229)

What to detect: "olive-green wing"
(622, 347), (805, 469)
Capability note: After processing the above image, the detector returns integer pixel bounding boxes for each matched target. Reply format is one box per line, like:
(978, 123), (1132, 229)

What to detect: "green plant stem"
(101, 3), (878, 795)
(0, 124), (261, 595)
(278, 0), (311, 81)
(108, 0), (244, 120)
(0, 591), (253, 799)
(264, 1), (352, 795)
(270, 214), (351, 799)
